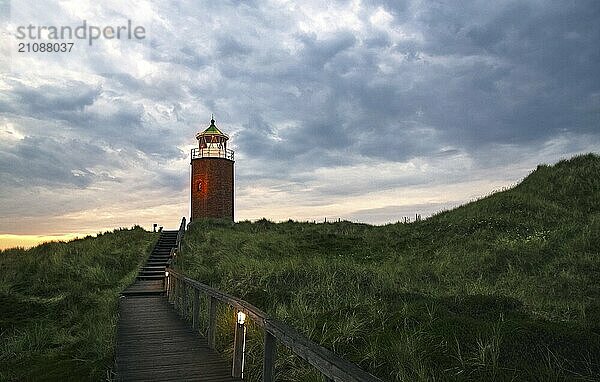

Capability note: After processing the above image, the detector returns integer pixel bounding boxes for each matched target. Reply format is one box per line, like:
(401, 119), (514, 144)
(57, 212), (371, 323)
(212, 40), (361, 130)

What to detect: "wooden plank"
(122, 279), (164, 295)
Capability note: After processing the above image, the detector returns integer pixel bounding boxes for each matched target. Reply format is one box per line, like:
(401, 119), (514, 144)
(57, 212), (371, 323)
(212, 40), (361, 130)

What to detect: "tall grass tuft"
(0, 226), (155, 381)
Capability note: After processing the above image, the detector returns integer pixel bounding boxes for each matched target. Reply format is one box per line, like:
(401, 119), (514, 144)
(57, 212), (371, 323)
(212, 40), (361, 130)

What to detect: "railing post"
(182, 281), (189, 319)
(192, 288), (200, 331)
(262, 330), (277, 382)
(179, 280), (188, 320)
(207, 296), (217, 350)
(164, 272), (170, 296)
(182, 285), (186, 316)
(173, 277), (179, 310)
(166, 274), (171, 302)
(232, 312), (246, 378)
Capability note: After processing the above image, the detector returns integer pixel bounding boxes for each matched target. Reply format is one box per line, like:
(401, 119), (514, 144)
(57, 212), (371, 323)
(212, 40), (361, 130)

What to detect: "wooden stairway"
(115, 228), (239, 381)
(121, 230), (178, 296)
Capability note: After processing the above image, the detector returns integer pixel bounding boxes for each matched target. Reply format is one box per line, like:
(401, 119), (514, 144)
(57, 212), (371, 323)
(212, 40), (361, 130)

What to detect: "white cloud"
(0, 122), (25, 141)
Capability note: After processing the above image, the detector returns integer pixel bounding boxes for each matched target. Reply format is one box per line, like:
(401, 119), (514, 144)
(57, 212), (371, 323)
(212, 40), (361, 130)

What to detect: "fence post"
(184, 283), (190, 319)
(262, 330), (277, 382)
(167, 274), (171, 302)
(192, 288), (200, 331)
(232, 312), (246, 378)
(182, 282), (188, 319)
(180, 282), (185, 318)
(207, 296), (217, 350)
(173, 277), (179, 310)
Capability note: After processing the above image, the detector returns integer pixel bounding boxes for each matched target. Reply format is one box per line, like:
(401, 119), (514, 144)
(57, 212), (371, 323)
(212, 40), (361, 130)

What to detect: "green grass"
(176, 153), (600, 381)
(0, 227), (156, 381)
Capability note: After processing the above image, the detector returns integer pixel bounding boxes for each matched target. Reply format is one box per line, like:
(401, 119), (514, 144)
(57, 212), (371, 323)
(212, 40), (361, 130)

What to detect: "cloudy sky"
(0, 0), (599, 248)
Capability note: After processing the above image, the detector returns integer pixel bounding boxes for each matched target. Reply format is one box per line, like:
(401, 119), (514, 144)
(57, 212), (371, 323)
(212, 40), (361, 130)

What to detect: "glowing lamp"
(165, 271), (169, 277)
(237, 311), (246, 325)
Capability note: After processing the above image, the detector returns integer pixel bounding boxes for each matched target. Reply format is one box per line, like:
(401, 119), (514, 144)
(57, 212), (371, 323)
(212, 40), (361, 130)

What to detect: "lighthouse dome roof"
(196, 117), (229, 140)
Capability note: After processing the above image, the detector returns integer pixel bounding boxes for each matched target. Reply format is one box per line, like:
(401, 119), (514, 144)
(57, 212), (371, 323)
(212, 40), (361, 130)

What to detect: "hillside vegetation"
(178, 153), (600, 381)
(0, 227), (155, 381)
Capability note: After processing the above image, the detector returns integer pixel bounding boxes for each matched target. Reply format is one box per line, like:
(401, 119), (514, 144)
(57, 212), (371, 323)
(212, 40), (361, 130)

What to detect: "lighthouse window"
(197, 181), (202, 191)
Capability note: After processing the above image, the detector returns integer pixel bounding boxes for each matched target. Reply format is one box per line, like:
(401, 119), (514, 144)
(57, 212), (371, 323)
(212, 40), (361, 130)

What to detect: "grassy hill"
(177, 153), (600, 381)
(0, 154), (596, 381)
(0, 227), (156, 381)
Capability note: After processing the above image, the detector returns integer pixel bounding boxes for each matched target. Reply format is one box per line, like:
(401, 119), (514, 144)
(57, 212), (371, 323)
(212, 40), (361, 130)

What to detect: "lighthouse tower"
(190, 117), (234, 221)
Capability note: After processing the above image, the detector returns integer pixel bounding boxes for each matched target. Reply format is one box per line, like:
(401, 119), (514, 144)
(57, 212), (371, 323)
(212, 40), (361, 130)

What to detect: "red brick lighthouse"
(190, 117), (234, 221)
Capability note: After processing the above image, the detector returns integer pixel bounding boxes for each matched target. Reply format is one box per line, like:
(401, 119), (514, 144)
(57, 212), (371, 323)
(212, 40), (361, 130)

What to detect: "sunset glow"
(0, 233), (89, 250)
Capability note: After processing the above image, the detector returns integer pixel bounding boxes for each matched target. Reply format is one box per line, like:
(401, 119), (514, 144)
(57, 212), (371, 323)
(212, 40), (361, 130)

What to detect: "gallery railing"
(191, 147), (234, 160)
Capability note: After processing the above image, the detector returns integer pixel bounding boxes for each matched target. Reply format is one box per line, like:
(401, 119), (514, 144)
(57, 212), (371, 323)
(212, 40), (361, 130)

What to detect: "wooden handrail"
(176, 217), (186, 252)
(168, 269), (268, 324)
(164, 217), (185, 269)
(165, 268), (382, 382)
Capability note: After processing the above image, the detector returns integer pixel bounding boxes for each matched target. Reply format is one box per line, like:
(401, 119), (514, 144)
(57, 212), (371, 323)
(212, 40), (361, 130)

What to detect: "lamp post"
(232, 311), (246, 378)
(164, 271), (169, 295)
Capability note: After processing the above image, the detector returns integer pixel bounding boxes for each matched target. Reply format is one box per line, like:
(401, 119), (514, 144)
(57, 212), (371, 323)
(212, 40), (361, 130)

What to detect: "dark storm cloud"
(268, 1), (594, 164)
(0, 75), (190, 204)
(3, 79), (184, 159)
(5, 0), (600, 170)
(216, 34), (252, 58)
(12, 81), (100, 115)
(297, 31), (358, 69)
(390, 0), (600, 145)
(0, 135), (110, 188)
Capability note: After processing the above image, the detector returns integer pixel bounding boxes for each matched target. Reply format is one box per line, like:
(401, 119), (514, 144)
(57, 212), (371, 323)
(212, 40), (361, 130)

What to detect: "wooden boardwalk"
(115, 230), (238, 381)
(116, 296), (237, 381)
(116, 222), (382, 382)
